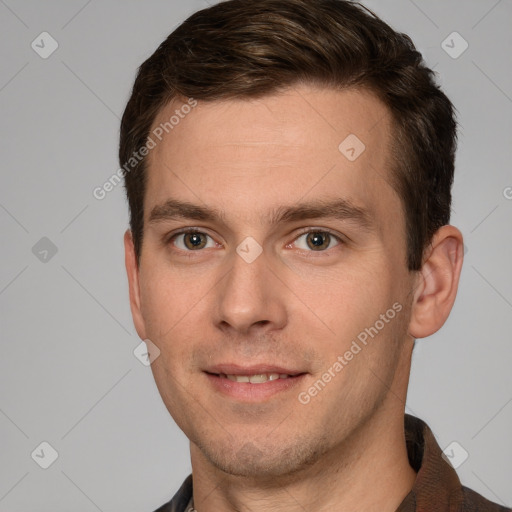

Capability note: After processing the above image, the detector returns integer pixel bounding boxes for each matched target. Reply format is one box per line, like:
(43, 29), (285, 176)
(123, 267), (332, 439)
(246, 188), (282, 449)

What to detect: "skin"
(124, 85), (464, 512)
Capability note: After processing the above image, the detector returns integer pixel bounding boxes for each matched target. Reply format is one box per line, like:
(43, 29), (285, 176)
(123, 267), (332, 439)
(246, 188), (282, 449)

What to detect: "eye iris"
(184, 233), (207, 250)
(306, 232), (330, 251)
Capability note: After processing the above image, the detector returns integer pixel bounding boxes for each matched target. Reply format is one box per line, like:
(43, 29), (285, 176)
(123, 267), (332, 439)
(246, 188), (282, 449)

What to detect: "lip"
(204, 363), (307, 402)
(205, 363), (302, 376)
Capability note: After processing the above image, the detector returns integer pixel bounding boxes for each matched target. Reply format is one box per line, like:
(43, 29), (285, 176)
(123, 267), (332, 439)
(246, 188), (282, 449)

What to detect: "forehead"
(149, 86), (391, 159)
(145, 85), (399, 227)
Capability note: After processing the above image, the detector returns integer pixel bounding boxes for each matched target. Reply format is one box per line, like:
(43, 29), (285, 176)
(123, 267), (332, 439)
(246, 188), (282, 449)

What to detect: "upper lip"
(205, 364), (304, 376)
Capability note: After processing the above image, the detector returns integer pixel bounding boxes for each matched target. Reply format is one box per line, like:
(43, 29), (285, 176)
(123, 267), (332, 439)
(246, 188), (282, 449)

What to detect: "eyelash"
(165, 227), (344, 254)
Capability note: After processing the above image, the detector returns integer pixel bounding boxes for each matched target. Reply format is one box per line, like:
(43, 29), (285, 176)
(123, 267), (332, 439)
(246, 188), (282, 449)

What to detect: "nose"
(214, 244), (287, 336)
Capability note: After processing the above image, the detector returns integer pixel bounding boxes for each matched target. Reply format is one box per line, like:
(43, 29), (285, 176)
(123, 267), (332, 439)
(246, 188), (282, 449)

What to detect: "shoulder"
(459, 485), (511, 512)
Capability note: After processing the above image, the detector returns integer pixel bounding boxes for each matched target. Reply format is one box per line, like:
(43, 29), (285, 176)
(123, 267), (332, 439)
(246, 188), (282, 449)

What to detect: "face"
(126, 85), (418, 479)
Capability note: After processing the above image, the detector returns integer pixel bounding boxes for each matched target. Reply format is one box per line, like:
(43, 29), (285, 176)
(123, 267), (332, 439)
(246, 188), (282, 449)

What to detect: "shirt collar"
(396, 413), (462, 510)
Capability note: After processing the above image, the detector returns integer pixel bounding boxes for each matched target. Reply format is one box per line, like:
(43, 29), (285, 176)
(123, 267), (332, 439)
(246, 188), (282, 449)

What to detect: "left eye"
(294, 231), (340, 251)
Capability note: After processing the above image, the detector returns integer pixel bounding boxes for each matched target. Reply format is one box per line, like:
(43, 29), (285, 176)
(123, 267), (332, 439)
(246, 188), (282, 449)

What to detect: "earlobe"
(408, 225), (464, 339)
(124, 229), (147, 340)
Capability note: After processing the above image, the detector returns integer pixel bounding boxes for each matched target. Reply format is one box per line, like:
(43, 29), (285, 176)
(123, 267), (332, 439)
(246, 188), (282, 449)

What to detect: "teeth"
(249, 374), (267, 383)
(222, 373), (290, 383)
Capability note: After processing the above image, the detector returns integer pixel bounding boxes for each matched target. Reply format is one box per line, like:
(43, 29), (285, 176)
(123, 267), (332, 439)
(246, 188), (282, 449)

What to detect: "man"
(120, 1), (510, 510)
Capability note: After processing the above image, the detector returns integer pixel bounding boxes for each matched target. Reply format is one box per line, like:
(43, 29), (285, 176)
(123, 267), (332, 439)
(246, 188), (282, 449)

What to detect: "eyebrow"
(148, 198), (374, 231)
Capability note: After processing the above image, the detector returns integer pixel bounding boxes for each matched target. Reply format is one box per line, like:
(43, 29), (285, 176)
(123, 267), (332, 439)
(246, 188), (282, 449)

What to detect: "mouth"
(204, 365), (307, 401)
(208, 372), (297, 383)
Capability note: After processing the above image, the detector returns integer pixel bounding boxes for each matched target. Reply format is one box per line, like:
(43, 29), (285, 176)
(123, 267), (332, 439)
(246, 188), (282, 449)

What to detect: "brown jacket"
(154, 414), (511, 511)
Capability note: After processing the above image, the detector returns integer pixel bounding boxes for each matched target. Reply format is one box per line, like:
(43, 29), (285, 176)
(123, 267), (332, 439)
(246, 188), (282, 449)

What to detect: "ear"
(124, 229), (147, 340)
(408, 225), (464, 339)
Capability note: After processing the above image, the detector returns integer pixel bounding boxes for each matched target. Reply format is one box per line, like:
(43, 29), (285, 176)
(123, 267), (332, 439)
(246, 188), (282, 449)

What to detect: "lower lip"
(205, 373), (307, 401)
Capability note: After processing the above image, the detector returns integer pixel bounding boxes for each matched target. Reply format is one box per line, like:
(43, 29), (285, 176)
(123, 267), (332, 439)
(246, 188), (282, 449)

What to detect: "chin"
(195, 434), (330, 480)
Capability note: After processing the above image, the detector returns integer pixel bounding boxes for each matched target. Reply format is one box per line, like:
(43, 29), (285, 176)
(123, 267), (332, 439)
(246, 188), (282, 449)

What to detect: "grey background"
(0, 0), (511, 510)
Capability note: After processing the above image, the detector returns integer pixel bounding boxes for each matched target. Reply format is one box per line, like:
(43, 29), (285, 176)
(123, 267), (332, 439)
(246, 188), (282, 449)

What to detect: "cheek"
(293, 265), (391, 342)
(138, 262), (207, 337)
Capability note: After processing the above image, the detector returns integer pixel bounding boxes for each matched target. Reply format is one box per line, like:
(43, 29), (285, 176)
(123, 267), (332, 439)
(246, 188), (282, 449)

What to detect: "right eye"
(170, 231), (216, 251)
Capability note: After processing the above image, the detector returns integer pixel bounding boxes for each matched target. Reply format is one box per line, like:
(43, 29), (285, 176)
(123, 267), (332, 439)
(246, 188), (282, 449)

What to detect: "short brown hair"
(119, 0), (457, 271)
